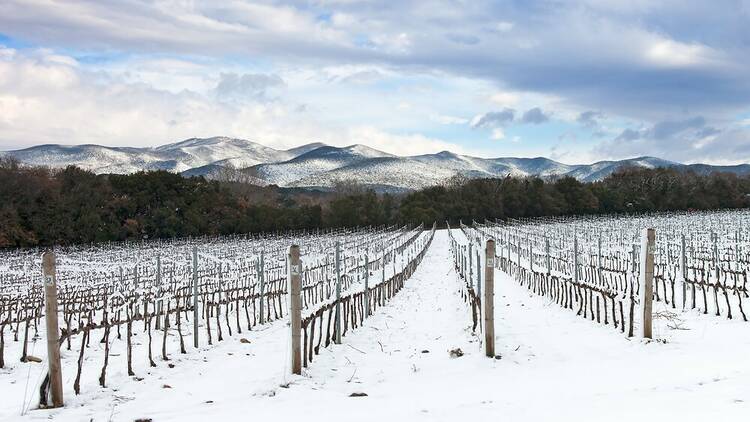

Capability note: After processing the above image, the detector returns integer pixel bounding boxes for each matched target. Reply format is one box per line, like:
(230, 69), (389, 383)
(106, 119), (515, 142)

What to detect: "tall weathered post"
(597, 236), (602, 284)
(42, 251), (63, 408)
(712, 231), (720, 281)
(381, 248), (386, 284)
(335, 241), (342, 344)
(462, 246), (466, 278)
(258, 251), (265, 324)
(712, 231), (719, 266)
(517, 233), (522, 266)
(545, 237), (551, 275)
(484, 240), (495, 357)
(136, 264), (145, 330)
(156, 255), (162, 330)
(288, 244), (302, 374)
(364, 253), (370, 316)
(573, 236), (579, 284)
(736, 229), (742, 259)
(476, 247), (481, 298)
(507, 236), (511, 267)
(468, 242), (473, 284)
(528, 235), (533, 272)
(192, 246), (199, 348)
(681, 234), (687, 309)
(640, 228), (655, 339)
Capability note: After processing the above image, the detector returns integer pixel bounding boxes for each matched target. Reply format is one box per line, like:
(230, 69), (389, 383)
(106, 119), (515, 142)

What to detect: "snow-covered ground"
(2, 230), (750, 421)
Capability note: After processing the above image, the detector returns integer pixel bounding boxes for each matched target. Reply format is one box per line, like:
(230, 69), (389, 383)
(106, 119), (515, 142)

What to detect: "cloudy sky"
(0, 0), (749, 164)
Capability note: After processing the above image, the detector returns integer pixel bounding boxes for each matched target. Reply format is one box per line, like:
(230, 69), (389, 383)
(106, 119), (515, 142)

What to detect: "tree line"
(2, 156), (749, 247)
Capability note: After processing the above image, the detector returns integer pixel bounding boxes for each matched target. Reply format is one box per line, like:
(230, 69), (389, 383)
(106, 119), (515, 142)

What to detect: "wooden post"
(476, 248), (481, 298)
(468, 242), (473, 284)
(507, 237), (511, 264)
(640, 228), (655, 339)
(573, 236), (579, 283)
(393, 249), (396, 274)
(136, 264), (144, 329)
(192, 246), (199, 348)
(289, 245), (302, 375)
(712, 231), (718, 265)
(461, 246), (466, 278)
(736, 230), (740, 260)
(528, 235), (534, 272)
(258, 251), (265, 325)
(42, 251), (63, 408)
(334, 241), (342, 344)
(545, 237), (551, 275)
(681, 234), (687, 309)
(517, 234), (521, 266)
(364, 253), (370, 316)
(597, 236), (602, 284)
(484, 240), (495, 357)
(156, 255), (162, 330)
(381, 248), (386, 284)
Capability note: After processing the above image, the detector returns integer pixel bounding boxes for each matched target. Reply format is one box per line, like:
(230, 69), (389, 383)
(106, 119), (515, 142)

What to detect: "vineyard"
(445, 209), (750, 343)
(0, 223), (435, 413)
(2, 210), (750, 421)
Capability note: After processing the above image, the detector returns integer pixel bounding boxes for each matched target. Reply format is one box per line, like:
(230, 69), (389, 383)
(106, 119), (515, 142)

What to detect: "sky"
(0, 0), (749, 164)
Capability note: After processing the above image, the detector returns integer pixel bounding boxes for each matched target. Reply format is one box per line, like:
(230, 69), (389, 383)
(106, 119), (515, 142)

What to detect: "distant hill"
(3, 137), (749, 191)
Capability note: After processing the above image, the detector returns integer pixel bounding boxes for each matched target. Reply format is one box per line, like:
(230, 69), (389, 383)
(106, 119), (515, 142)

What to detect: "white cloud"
(494, 21), (514, 32)
(491, 128), (505, 140)
(430, 114), (469, 125)
(645, 39), (722, 68)
(341, 126), (468, 156)
(488, 91), (519, 107)
(0, 0), (748, 163)
(0, 47), (465, 157)
(214, 72), (285, 102)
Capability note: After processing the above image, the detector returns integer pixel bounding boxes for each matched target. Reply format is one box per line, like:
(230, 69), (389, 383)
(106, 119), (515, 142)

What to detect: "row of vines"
(0, 223), (432, 408)
(458, 209), (750, 337)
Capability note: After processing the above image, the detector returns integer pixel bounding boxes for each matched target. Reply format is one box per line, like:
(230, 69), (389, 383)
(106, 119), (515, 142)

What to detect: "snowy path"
(3, 230), (750, 421)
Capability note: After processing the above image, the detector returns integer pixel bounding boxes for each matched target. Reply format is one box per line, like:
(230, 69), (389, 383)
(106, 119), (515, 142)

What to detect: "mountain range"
(3, 137), (749, 192)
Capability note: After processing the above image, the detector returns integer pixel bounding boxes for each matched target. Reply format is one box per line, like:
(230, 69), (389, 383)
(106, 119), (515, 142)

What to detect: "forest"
(1, 156), (749, 247)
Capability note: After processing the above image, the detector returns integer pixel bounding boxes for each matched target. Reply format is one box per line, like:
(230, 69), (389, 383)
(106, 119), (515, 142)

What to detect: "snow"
(290, 157), (457, 190)
(5, 138), (748, 190)
(254, 144), (394, 187)
(340, 144), (394, 159)
(155, 137), (295, 169)
(1, 138), (322, 177)
(3, 230), (750, 421)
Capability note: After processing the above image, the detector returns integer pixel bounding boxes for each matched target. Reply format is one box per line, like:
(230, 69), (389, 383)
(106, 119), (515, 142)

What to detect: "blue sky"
(0, 0), (749, 164)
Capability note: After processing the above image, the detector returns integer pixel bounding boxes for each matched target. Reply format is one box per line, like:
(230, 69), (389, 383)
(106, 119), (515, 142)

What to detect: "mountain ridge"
(3, 137), (749, 191)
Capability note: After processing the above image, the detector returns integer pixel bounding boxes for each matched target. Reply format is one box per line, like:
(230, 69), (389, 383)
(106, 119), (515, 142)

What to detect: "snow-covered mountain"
(563, 157), (678, 182)
(288, 156), (456, 191)
(1, 137), (323, 175)
(153, 137), (295, 169)
(3, 137), (749, 191)
(1, 144), (184, 174)
(409, 153), (578, 180)
(251, 144), (394, 186)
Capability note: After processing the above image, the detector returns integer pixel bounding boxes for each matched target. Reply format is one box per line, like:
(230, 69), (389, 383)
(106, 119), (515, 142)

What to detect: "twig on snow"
(347, 368), (357, 383)
(347, 344), (366, 354)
